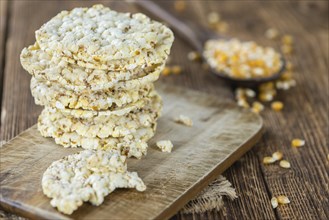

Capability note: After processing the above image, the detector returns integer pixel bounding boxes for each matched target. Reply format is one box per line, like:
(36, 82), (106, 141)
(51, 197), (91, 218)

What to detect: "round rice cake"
(42, 149), (146, 215)
(38, 115), (156, 159)
(35, 4), (174, 69)
(31, 77), (154, 111)
(21, 43), (165, 90)
(39, 93), (162, 139)
(56, 90), (162, 119)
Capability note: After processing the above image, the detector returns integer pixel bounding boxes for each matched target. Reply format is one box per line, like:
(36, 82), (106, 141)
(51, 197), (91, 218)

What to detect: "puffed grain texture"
(39, 92), (162, 139)
(21, 43), (165, 90)
(31, 77), (154, 111)
(35, 4), (174, 69)
(38, 114), (156, 158)
(42, 149), (146, 215)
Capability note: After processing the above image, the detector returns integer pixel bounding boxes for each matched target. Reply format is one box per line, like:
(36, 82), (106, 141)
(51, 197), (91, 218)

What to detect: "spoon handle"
(135, 0), (209, 52)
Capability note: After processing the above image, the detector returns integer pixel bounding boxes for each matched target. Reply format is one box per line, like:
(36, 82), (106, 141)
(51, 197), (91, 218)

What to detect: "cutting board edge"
(156, 120), (264, 219)
(0, 125), (37, 150)
(0, 197), (71, 220)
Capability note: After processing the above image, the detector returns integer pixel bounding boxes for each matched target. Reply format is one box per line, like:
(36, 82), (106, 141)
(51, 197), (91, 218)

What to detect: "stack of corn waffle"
(20, 4), (174, 159)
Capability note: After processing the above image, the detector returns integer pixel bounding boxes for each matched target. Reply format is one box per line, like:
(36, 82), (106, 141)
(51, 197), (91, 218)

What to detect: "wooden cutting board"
(0, 84), (263, 220)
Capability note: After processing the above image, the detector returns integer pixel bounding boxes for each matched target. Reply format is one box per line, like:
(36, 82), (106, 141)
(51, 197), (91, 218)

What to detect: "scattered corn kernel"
(263, 156), (276, 164)
(162, 67), (171, 76)
(235, 88), (256, 99)
(272, 151), (283, 161)
(207, 12), (221, 24)
(252, 101), (264, 113)
(279, 160), (291, 168)
(276, 79), (296, 90)
(187, 51), (201, 61)
(259, 82), (275, 91)
(271, 101), (284, 111)
(291, 139), (305, 148)
(280, 71), (293, 80)
(235, 88), (246, 99)
(203, 39), (283, 79)
(271, 197), (278, 209)
(265, 28), (279, 40)
(245, 88), (256, 98)
(174, 0), (186, 12)
(277, 195), (290, 204)
(282, 35), (293, 45)
(281, 44), (293, 55)
(259, 92), (274, 102)
(171, 65), (182, 74)
(237, 99), (250, 108)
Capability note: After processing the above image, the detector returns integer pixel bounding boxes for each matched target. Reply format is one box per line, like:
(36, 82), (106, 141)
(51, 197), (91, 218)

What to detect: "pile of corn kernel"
(233, 31), (296, 114)
(203, 39), (283, 79)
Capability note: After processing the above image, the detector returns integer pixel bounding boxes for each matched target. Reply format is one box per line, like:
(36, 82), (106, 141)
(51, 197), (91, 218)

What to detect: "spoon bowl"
(209, 57), (286, 88)
(136, 1), (286, 88)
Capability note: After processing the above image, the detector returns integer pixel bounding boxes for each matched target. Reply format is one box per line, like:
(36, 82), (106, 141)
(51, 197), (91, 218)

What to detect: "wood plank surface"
(1, 1), (328, 219)
(0, 0), (8, 114)
(0, 84), (263, 220)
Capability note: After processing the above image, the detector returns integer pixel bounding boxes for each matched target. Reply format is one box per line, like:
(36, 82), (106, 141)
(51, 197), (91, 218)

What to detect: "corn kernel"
(281, 44), (293, 55)
(259, 92), (274, 102)
(171, 65), (182, 74)
(162, 67), (171, 76)
(279, 160), (291, 168)
(263, 156), (276, 164)
(271, 197), (278, 209)
(208, 12), (220, 24)
(280, 71), (293, 80)
(235, 88), (246, 99)
(187, 51), (201, 61)
(252, 101), (264, 113)
(245, 89), (256, 98)
(237, 99), (250, 108)
(218, 54), (228, 63)
(272, 151), (283, 161)
(276, 81), (293, 90)
(174, 0), (186, 12)
(265, 28), (279, 40)
(259, 82), (275, 91)
(282, 35), (293, 45)
(271, 101), (284, 111)
(277, 195), (290, 204)
(291, 139), (305, 147)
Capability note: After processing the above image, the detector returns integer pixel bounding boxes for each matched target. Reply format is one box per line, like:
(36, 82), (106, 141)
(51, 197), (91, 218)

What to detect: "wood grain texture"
(0, 0), (8, 112)
(0, 84), (263, 220)
(1, 1), (328, 219)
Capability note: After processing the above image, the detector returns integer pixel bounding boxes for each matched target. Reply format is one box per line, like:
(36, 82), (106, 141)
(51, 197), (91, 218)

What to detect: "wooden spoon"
(136, 0), (286, 88)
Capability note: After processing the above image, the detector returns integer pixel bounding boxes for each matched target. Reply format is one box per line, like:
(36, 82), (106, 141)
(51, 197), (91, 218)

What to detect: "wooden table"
(0, 1), (328, 219)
